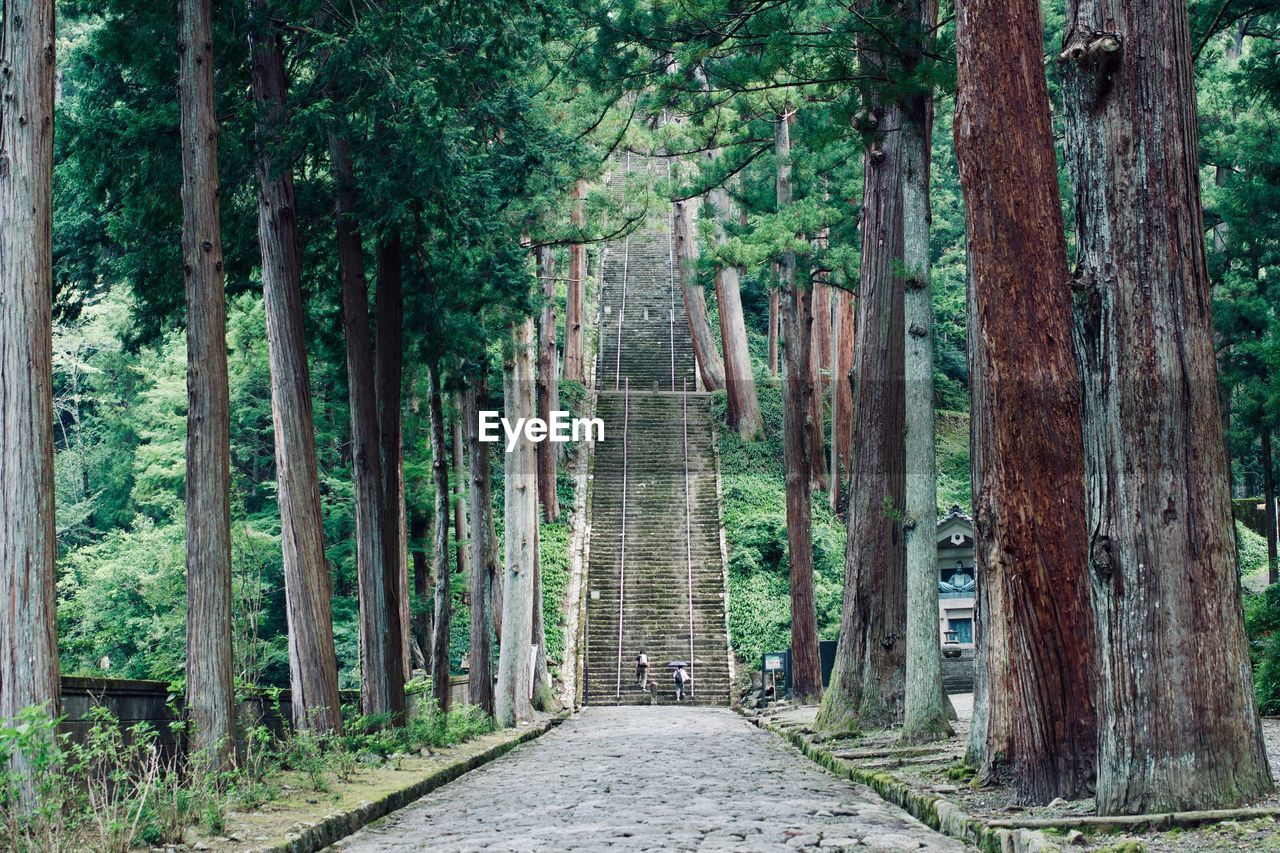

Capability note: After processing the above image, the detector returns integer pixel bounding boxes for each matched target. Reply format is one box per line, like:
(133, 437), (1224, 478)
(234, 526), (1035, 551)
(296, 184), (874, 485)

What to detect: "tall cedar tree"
(536, 246), (560, 522)
(563, 181), (588, 382)
(463, 376), (496, 715)
(900, 0), (951, 745)
(246, 0), (342, 734)
(675, 197), (726, 391)
(452, 406), (471, 585)
(776, 108), (822, 700)
(428, 361), (452, 712)
(953, 0), (1097, 801)
(0, 0), (60, 797)
(496, 318), (539, 726)
(706, 178), (762, 439)
(820, 98), (908, 732)
(179, 0), (235, 766)
(1062, 0), (1273, 812)
(375, 234), (411, 684)
(331, 134), (405, 721)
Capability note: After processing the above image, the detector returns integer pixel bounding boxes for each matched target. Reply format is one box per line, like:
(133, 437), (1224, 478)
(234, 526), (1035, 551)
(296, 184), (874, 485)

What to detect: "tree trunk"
(531, 524), (555, 710)
(179, 0), (234, 767)
(1263, 429), (1277, 587)
(462, 378), (496, 716)
(706, 184), (762, 439)
(452, 402), (471, 586)
(427, 361), (452, 713)
(0, 0), (60, 794)
(829, 288), (855, 512)
(818, 104), (907, 733)
(775, 109), (822, 702)
(900, 16), (950, 743)
(810, 267), (831, 376)
(411, 511), (431, 673)
(1062, 0), (1273, 813)
(954, 0), (1098, 801)
(496, 318), (539, 727)
(768, 287), (780, 378)
(536, 247), (561, 523)
(808, 268), (829, 492)
(675, 198), (726, 391)
(330, 134), (405, 722)
(375, 232), (411, 685)
(247, 4), (341, 734)
(564, 181), (587, 382)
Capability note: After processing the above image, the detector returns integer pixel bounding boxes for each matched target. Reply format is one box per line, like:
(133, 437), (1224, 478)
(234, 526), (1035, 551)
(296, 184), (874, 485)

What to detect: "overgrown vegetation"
(0, 696), (491, 851)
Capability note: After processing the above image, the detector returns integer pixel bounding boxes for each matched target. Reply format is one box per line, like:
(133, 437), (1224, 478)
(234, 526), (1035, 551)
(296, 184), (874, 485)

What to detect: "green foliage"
(716, 386), (845, 664)
(0, 698), (493, 850)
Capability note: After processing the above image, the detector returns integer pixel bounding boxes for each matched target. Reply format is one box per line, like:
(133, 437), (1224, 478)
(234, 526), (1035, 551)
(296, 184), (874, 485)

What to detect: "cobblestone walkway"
(333, 707), (967, 851)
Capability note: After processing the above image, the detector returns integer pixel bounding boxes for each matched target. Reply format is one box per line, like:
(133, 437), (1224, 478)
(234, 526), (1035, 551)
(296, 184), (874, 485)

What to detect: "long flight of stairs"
(584, 156), (732, 706)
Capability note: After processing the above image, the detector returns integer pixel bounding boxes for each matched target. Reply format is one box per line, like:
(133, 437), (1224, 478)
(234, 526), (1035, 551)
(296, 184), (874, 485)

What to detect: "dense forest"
(5, 0), (1280, 843)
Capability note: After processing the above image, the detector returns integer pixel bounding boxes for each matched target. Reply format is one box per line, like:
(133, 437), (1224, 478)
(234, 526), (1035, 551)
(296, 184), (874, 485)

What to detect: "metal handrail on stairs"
(614, 154), (631, 391)
(683, 379), (695, 696)
(666, 160), (677, 391)
(615, 377), (631, 699)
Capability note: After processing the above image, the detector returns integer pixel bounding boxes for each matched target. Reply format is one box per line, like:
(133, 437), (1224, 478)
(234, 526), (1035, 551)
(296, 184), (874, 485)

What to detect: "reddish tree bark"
(674, 198), (726, 391)
(179, 0), (234, 766)
(829, 288), (855, 511)
(706, 184), (762, 439)
(774, 109), (822, 701)
(1062, 0), (1273, 812)
(818, 102), (907, 732)
(536, 247), (560, 522)
(564, 181), (587, 382)
(768, 286), (780, 378)
(953, 0), (1097, 800)
(247, 3), (342, 734)
(0, 0), (60, 795)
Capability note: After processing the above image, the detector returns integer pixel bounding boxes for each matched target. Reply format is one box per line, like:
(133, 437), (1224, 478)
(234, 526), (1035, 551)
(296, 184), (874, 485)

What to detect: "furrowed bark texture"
(954, 0), (1098, 802)
(496, 318), (538, 727)
(330, 134), (405, 722)
(247, 5), (341, 734)
(819, 104), (906, 733)
(901, 19), (950, 743)
(428, 361), (452, 713)
(768, 287), (780, 378)
(375, 233), (411, 685)
(463, 379), (496, 716)
(776, 111), (822, 701)
(1062, 0), (1273, 812)
(706, 184), (761, 439)
(829, 288), (855, 512)
(564, 181), (587, 382)
(536, 247), (560, 523)
(675, 197), (726, 391)
(179, 0), (234, 766)
(0, 0), (60, 782)
(452, 404), (471, 586)
(808, 249), (829, 494)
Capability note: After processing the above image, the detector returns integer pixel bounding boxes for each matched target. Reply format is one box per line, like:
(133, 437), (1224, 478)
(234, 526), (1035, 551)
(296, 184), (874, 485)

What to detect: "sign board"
(763, 653), (785, 672)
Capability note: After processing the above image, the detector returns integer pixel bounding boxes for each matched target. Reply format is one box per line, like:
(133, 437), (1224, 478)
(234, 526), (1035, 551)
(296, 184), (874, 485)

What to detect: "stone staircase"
(584, 156), (732, 706)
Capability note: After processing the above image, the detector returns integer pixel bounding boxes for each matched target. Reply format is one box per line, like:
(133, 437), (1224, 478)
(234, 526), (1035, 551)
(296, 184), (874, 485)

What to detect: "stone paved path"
(332, 707), (967, 851)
